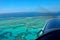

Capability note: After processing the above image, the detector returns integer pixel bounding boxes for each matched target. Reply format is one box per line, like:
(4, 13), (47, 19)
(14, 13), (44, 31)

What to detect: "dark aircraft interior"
(36, 18), (60, 40)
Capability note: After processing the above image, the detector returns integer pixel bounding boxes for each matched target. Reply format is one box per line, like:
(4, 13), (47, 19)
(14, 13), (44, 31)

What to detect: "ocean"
(0, 12), (60, 18)
(0, 12), (60, 40)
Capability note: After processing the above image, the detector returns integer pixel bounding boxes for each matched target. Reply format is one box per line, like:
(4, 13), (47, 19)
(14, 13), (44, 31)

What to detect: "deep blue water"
(0, 12), (60, 18)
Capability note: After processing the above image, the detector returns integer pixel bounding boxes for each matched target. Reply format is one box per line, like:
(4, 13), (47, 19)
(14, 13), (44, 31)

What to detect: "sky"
(0, 0), (60, 13)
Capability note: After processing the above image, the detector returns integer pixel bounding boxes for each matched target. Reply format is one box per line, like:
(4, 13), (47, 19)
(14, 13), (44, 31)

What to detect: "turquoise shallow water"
(0, 16), (49, 40)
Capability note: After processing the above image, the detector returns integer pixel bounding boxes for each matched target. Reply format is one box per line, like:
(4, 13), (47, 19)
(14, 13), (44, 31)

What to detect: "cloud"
(49, 7), (60, 12)
(0, 7), (60, 13)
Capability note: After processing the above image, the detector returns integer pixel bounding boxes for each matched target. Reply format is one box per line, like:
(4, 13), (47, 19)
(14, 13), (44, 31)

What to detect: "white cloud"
(49, 7), (60, 12)
(0, 7), (60, 13)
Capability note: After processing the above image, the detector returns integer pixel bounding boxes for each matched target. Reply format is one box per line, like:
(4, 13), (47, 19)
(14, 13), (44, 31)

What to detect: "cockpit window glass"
(0, 0), (60, 40)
